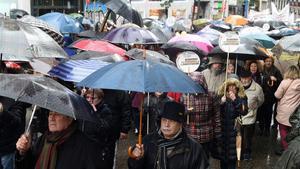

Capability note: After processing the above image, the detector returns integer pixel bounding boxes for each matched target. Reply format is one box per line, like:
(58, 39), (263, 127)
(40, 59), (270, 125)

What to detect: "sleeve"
(232, 97), (248, 117)
(212, 94), (221, 138)
(275, 81), (285, 99)
(193, 144), (209, 169)
(274, 148), (300, 169)
(257, 85), (265, 107)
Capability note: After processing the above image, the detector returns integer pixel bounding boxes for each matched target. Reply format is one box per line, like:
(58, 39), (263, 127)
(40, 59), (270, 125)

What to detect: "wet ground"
(115, 126), (281, 169)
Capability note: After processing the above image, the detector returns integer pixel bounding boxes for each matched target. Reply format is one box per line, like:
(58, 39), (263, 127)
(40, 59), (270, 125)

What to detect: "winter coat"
(202, 68), (226, 94)
(128, 131), (209, 169)
(261, 65), (283, 104)
(241, 80), (264, 125)
(217, 78), (248, 161)
(274, 106), (300, 169)
(0, 97), (28, 155)
(275, 79), (300, 126)
(103, 89), (131, 139)
(15, 129), (100, 169)
(251, 72), (263, 86)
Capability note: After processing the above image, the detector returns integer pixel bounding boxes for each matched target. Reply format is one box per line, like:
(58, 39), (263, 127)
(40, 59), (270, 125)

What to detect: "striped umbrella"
(19, 15), (64, 46)
(48, 60), (110, 83)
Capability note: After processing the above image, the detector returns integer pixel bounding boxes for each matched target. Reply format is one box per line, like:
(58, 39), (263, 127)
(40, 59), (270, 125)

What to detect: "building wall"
(131, 0), (194, 19)
(0, 0), (31, 15)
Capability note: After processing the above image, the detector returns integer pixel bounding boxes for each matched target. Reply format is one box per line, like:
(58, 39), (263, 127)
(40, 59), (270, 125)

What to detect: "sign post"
(176, 51), (201, 124)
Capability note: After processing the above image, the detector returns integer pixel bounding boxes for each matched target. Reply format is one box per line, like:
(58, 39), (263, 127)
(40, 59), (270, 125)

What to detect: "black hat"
(239, 69), (252, 78)
(161, 101), (185, 123)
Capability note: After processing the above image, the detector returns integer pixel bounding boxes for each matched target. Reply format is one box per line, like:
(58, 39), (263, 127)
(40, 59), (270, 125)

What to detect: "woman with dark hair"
(245, 60), (263, 86)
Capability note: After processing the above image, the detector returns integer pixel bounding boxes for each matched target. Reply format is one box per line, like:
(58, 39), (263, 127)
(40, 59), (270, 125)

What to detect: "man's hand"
(120, 132), (128, 140)
(16, 134), (31, 155)
(132, 144), (144, 160)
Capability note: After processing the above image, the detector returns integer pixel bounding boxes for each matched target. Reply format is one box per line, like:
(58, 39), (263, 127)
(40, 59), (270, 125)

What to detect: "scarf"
(35, 122), (77, 169)
(155, 128), (184, 169)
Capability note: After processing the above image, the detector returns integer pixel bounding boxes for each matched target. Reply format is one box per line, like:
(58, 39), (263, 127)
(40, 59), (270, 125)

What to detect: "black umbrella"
(0, 18), (67, 61)
(77, 30), (108, 39)
(209, 37), (269, 60)
(148, 27), (172, 43)
(126, 48), (174, 65)
(0, 73), (95, 122)
(253, 20), (287, 31)
(19, 15), (64, 46)
(71, 51), (126, 63)
(98, 0), (143, 31)
(161, 41), (207, 62)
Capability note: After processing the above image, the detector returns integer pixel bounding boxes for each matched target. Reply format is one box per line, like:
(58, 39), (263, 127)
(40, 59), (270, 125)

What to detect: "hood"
(218, 78), (246, 98)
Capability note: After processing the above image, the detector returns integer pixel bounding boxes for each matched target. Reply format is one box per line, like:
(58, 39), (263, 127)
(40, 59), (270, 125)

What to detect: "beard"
(211, 68), (223, 76)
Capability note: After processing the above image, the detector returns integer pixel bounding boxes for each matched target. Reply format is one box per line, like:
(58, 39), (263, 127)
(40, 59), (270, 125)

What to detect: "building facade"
(0, 0), (31, 15)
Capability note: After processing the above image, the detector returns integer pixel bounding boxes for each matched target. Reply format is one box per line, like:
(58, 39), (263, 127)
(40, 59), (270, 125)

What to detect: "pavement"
(115, 126), (281, 169)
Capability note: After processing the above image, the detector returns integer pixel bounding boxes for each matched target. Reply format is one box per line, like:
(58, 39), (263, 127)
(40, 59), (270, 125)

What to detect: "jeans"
(0, 152), (15, 169)
(241, 124), (255, 155)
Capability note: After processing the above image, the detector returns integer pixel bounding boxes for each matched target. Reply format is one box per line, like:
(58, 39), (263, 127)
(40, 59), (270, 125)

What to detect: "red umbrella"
(70, 39), (126, 56)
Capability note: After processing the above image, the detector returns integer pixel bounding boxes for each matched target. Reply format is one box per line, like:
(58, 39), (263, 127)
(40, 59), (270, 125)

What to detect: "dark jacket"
(251, 72), (263, 86)
(261, 65), (283, 104)
(274, 106), (300, 169)
(15, 129), (100, 169)
(0, 97), (28, 155)
(128, 131), (209, 169)
(103, 89), (131, 139)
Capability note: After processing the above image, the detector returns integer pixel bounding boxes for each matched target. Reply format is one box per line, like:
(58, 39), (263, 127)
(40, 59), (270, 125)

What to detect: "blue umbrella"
(240, 32), (276, 48)
(48, 60), (109, 83)
(39, 12), (83, 34)
(77, 60), (205, 93)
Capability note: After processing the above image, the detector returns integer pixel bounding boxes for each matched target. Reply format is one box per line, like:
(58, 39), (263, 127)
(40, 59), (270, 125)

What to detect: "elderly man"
(128, 101), (209, 169)
(201, 56), (226, 94)
(239, 69), (264, 160)
(15, 111), (100, 169)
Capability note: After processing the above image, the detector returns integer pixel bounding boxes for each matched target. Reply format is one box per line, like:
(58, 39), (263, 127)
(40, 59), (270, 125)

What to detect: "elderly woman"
(16, 112), (100, 169)
(275, 65), (300, 151)
(218, 78), (248, 169)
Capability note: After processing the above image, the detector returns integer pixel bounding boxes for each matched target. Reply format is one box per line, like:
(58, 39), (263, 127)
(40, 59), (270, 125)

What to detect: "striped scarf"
(155, 129), (183, 169)
(35, 123), (77, 169)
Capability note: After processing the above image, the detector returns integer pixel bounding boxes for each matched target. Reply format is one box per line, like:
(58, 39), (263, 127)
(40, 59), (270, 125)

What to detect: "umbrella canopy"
(0, 18), (67, 61)
(225, 15), (248, 26)
(98, 0), (143, 27)
(77, 30), (107, 39)
(69, 13), (83, 20)
(148, 27), (172, 43)
(0, 73), (95, 121)
(39, 12), (83, 34)
(0, 13), (4, 18)
(161, 41), (208, 60)
(143, 18), (165, 29)
(48, 59), (110, 83)
(102, 27), (162, 44)
(70, 39), (126, 56)
(168, 34), (214, 54)
(253, 20), (287, 31)
(209, 37), (269, 60)
(125, 48), (174, 65)
(239, 32), (276, 48)
(19, 15), (64, 46)
(71, 51), (126, 62)
(272, 33), (300, 61)
(9, 9), (29, 19)
(78, 60), (205, 93)
(209, 22), (232, 32)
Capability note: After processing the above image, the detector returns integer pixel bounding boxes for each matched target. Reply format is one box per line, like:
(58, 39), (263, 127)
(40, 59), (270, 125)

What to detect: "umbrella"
(29, 58), (53, 75)
(48, 59), (110, 83)
(148, 27), (172, 43)
(39, 12), (83, 34)
(0, 73), (95, 122)
(161, 41), (208, 61)
(69, 13), (83, 20)
(19, 15), (64, 46)
(77, 60), (205, 93)
(70, 51), (127, 62)
(98, 0), (143, 27)
(209, 37), (269, 60)
(168, 34), (214, 54)
(125, 48), (174, 65)
(0, 13), (4, 18)
(102, 27), (162, 44)
(0, 18), (67, 61)
(209, 22), (232, 32)
(77, 30), (107, 39)
(239, 32), (276, 48)
(272, 33), (300, 61)
(253, 20), (287, 31)
(225, 15), (248, 26)
(70, 39), (126, 56)
(9, 9), (29, 19)
(143, 18), (165, 29)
